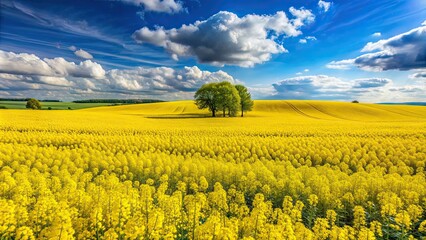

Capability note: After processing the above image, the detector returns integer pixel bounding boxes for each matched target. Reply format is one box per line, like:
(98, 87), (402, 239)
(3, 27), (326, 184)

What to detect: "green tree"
(235, 85), (254, 117)
(26, 98), (42, 110)
(216, 82), (240, 117)
(194, 83), (220, 117)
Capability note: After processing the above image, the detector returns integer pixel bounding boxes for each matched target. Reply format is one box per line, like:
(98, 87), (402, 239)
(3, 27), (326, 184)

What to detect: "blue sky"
(0, 0), (425, 102)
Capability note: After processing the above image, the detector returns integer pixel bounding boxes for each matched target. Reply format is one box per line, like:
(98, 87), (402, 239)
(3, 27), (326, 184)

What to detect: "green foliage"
(216, 82), (240, 117)
(194, 83), (220, 117)
(0, 106), (7, 109)
(194, 82), (251, 117)
(25, 98), (42, 110)
(235, 85), (254, 117)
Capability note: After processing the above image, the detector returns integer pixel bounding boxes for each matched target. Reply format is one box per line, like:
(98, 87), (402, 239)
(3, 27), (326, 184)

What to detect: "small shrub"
(0, 106), (7, 109)
(48, 107), (52, 110)
(68, 107), (72, 110)
(26, 98), (42, 109)
(352, 100), (359, 103)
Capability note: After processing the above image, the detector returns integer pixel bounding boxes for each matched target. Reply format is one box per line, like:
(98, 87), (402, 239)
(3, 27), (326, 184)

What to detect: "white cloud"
(43, 58), (105, 79)
(327, 23), (426, 71)
(272, 75), (351, 99)
(409, 71), (426, 81)
(68, 45), (77, 51)
(133, 8), (315, 67)
(74, 49), (93, 59)
(299, 36), (316, 44)
(372, 32), (381, 37)
(422, 20), (426, 26)
(37, 76), (73, 87)
(0, 50), (105, 81)
(248, 85), (277, 99)
(352, 78), (391, 88)
(106, 66), (238, 92)
(119, 0), (183, 13)
(0, 50), (244, 100)
(0, 51), (54, 76)
(326, 59), (355, 70)
(269, 75), (426, 102)
(296, 69), (309, 75)
(386, 85), (426, 102)
(318, 0), (332, 12)
(0, 73), (73, 87)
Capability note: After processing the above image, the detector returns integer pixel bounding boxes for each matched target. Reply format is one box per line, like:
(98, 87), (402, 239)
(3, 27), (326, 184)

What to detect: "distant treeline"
(72, 99), (164, 104)
(0, 98), (61, 102)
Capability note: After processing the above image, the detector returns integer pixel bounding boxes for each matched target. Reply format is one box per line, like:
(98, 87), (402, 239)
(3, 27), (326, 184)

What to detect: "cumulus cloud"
(0, 51), (54, 76)
(353, 78), (391, 88)
(409, 71), (426, 79)
(68, 45), (77, 51)
(327, 23), (426, 71)
(0, 73), (72, 88)
(0, 50), (243, 100)
(118, 0), (183, 13)
(372, 32), (381, 37)
(318, 0), (332, 12)
(295, 69), (310, 75)
(326, 59), (355, 70)
(248, 85), (277, 99)
(299, 36), (317, 44)
(45, 58), (105, 79)
(106, 66), (238, 92)
(74, 49), (93, 59)
(270, 75), (398, 101)
(0, 50), (105, 79)
(133, 8), (315, 67)
(272, 75), (351, 99)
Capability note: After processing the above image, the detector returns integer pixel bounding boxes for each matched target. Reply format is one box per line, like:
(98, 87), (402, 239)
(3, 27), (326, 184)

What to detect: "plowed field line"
(285, 101), (322, 120)
(362, 104), (426, 119)
(306, 103), (352, 121)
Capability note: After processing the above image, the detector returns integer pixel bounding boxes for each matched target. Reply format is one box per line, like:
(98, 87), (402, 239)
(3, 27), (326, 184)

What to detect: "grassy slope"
(0, 101), (118, 110)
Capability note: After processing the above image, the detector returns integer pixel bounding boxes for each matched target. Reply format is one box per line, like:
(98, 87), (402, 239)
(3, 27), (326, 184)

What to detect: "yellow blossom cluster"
(0, 100), (425, 239)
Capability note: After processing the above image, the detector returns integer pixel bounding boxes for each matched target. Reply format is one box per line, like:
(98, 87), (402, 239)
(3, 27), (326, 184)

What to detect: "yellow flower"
(308, 194), (318, 207)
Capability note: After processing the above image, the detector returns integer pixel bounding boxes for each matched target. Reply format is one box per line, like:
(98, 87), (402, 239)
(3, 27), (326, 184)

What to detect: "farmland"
(0, 100), (426, 239)
(0, 101), (116, 110)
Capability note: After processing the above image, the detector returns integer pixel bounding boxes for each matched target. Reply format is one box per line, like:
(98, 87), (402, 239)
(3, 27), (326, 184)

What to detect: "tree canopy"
(26, 98), (42, 110)
(235, 85), (254, 117)
(194, 82), (253, 117)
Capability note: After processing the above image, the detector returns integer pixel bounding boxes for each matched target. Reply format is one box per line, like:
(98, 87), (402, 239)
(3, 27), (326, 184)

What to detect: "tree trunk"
(223, 109), (225, 117)
(212, 109), (216, 117)
(228, 108), (231, 117)
(241, 105), (244, 117)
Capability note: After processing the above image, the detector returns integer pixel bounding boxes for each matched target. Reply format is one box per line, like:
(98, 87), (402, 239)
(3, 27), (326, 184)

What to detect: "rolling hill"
(84, 100), (426, 122)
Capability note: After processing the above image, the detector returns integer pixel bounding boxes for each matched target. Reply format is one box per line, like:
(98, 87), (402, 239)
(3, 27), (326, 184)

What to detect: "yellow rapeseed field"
(1, 100), (426, 239)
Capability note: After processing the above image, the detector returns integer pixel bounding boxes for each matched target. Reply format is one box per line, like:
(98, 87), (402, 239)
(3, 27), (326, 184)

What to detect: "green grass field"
(0, 101), (119, 110)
